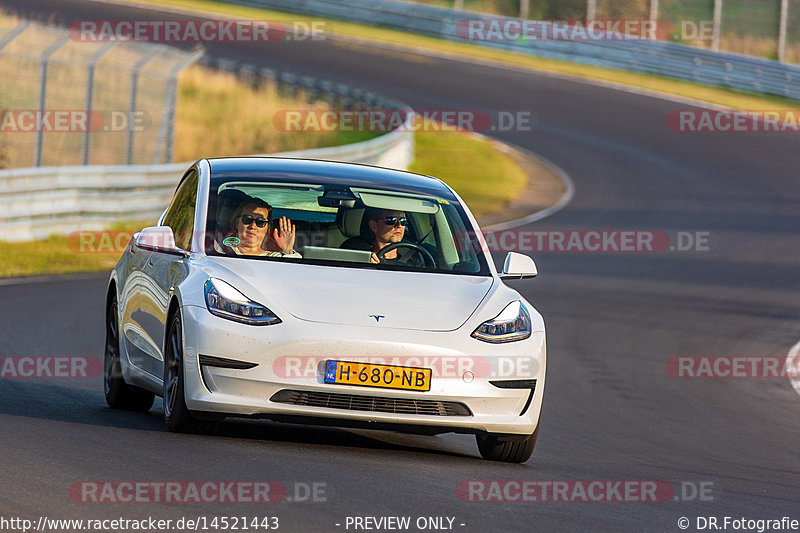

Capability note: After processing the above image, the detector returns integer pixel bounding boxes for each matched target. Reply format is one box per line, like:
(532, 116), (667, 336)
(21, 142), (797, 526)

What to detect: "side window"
(163, 170), (198, 251)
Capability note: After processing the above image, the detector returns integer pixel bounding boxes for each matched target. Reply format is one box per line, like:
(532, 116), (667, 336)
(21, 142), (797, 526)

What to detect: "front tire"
(104, 297), (155, 412)
(163, 313), (201, 432)
(476, 423), (540, 463)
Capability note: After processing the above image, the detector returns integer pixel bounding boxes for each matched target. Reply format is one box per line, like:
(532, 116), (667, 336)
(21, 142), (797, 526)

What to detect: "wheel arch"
(165, 295), (183, 345)
(106, 276), (118, 309)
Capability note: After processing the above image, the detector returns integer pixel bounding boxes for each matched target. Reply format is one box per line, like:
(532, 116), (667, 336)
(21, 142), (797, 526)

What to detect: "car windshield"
(205, 178), (489, 275)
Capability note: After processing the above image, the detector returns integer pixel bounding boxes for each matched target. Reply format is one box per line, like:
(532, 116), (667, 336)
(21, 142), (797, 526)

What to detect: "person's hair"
(232, 196), (273, 229)
(365, 207), (384, 221)
(366, 207), (406, 221)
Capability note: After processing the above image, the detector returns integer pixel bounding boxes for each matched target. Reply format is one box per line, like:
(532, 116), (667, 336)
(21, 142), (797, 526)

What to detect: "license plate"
(324, 360), (432, 392)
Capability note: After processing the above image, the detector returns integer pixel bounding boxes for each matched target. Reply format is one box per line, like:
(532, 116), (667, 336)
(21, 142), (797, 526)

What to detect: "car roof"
(206, 157), (458, 201)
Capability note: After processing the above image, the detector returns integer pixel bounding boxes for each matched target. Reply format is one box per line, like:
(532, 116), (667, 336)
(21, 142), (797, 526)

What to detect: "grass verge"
(410, 127), (526, 218)
(0, 221), (152, 278)
(174, 65), (377, 162)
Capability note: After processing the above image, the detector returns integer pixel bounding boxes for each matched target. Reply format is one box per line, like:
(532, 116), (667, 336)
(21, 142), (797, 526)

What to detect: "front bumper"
(181, 305), (546, 436)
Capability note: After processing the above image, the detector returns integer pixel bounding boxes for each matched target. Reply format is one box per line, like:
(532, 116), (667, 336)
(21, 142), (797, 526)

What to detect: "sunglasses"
(382, 216), (408, 227)
(240, 214), (269, 228)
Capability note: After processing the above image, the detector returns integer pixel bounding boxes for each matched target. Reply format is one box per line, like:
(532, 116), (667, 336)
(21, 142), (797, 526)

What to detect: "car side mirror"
(133, 226), (189, 257)
(500, 252), (537, 280)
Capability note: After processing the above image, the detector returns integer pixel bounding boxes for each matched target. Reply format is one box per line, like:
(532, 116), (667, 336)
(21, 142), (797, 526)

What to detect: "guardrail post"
(82, 42), (115, 165)
(712, 0), (723, 52)
(649, 0), (659, 26)
(520, 0), (529, 19)
(34, 34), (69, 167)
(778, 0), (789, 63)
(153, 49), (204, 165)
(586, 0), (596, 21)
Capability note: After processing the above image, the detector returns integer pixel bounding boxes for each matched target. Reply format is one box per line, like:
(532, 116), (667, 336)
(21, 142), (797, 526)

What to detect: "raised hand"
(272, 216), (296, 255)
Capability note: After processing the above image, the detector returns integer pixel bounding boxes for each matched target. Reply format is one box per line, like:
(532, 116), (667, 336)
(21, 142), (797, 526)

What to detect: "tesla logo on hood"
(369, 315), (385, 323)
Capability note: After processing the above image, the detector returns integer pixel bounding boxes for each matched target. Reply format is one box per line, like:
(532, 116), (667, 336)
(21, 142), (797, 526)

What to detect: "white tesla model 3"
(105, 157), (545, 462)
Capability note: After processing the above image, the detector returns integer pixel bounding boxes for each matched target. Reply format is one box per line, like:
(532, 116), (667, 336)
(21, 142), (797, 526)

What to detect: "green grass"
(410, 127), (526, 217)
(174, 65), (378, 162)
(0, 221), (152, 278)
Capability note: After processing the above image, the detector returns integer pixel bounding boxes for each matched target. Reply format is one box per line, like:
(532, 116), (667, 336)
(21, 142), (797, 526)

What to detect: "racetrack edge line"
(481, 142), (575, 232)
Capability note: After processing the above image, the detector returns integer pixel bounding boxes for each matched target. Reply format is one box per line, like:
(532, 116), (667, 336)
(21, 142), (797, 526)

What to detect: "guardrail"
(230, 0), (800, 101)
(0, 56), (414, 242)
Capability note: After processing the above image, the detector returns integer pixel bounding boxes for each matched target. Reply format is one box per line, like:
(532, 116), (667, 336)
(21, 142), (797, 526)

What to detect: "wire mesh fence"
(0, 21), (202, 169)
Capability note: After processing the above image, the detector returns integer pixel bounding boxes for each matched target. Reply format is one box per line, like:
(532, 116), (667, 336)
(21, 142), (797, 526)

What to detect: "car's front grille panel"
(270, 390), (472, 417)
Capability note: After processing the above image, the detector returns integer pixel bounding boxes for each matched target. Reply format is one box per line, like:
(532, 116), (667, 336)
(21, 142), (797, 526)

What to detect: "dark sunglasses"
(382, 216), (408, 227)
(240, 214), (269, 228)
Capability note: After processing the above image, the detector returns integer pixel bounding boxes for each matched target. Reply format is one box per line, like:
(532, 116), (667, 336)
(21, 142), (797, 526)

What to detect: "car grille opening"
(270, 390), (472, 417)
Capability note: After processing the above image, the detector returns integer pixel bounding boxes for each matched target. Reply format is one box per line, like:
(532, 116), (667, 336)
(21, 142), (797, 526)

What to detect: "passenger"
(228, 197), (300, 257)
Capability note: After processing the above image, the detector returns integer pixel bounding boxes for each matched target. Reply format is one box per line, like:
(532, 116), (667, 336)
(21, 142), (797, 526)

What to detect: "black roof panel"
(206, 157), (457, 201)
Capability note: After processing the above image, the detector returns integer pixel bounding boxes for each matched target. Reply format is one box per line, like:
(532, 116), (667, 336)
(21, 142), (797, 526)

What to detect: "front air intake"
(270, 390), (472, 417)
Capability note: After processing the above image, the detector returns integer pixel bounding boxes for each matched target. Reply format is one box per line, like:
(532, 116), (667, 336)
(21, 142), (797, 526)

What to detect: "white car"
(105, 157), (546, 462)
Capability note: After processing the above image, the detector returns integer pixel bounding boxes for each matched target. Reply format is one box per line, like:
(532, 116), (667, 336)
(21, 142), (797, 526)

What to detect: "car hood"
(208, 258), (495, 331)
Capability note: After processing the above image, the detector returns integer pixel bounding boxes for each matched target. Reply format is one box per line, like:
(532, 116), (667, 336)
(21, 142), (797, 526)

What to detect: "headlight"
(471, 301), (531, 343)
(204, 278), (281, 326)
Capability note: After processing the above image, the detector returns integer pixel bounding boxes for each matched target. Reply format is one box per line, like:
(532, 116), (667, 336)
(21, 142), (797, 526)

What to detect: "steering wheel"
(376, 242), (437, 268)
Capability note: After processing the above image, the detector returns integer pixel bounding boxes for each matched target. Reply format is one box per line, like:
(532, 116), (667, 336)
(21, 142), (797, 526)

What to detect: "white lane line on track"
(787, 340), (800, 398)
(481, 144), (575, 232)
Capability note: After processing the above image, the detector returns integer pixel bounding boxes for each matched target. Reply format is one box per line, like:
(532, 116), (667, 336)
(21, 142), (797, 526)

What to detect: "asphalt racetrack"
(1, 1), (799, 531)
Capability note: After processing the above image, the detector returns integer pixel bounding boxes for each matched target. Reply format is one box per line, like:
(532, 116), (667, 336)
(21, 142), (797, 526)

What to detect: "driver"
(365, 208), (421, 265)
